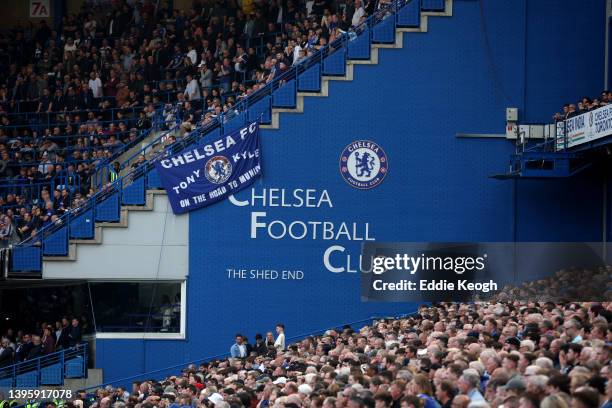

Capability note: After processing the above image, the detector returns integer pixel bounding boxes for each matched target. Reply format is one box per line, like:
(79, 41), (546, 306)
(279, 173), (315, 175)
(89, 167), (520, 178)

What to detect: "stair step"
(123, 192), (155, 211)
(70, 227), (103, 245)
(43, 243), (77, 261)
(97, 209), (129, 228)
(41, 1), (453, 266)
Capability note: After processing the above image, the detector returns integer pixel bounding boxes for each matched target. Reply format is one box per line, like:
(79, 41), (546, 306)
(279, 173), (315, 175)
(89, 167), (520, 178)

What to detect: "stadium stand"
(1, 1), (611, 408)
(0, 0), (442, 273)
(0, 0), (435, 257)
(553, 91), (612, 122)
(0, 302), (609, 408)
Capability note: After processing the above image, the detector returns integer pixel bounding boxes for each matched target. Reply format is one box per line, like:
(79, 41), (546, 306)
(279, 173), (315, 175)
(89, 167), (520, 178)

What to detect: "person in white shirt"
(184, 74), (201, 101)
(88, 72), (103, 99)
(274, 323), (286, 351)
(187, 44), (198, 65)
(64, 38), (77, 53)
(352, 0), (366, 27)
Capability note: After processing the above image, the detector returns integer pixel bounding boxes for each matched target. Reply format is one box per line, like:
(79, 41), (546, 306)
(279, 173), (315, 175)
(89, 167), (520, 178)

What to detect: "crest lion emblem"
(205, 156), (232, 184)
(340, 140), (389, 189)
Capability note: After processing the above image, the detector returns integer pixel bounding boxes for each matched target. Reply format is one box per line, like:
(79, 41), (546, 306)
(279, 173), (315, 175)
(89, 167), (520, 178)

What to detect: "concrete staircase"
(42, 0), (452, 266)
(261, 0), (452, 130)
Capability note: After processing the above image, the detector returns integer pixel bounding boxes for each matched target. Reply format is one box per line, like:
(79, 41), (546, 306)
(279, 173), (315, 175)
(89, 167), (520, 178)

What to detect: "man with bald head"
(451, 395), (469, 408)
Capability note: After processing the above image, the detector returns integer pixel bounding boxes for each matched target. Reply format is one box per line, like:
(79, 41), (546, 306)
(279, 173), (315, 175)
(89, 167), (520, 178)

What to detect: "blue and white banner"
(556, 104), (612, 150)
(155, 122), (262, 214)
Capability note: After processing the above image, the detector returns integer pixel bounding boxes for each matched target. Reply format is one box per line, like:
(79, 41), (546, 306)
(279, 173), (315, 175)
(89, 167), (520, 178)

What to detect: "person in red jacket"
(41, 326), (55, 355)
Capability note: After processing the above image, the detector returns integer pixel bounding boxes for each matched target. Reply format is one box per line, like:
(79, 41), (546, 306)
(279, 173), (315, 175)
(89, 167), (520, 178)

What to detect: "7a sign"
(30, 0), (50, 17)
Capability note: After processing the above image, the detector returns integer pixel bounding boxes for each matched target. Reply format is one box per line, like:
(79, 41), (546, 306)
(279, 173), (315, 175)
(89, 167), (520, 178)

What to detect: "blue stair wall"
(94, 0), (606, 385)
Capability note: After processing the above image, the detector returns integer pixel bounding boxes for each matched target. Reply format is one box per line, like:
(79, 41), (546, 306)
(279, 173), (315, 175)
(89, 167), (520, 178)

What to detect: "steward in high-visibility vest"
(109, 162), (121, 183)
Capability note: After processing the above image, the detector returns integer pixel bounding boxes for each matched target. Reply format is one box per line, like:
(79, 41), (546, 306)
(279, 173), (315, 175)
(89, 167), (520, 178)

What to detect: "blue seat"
(0, 377), (13, 388)
(95, 192), (121, 222)
(43, 226), (69, 256)
(16, 371), (38, 388)
(372, 15), (396, 43)
(69, 208), (95, 239)
(65, 357), (85, 378)
(224, 112), (247, 134)
(40, 363), (63, 385)
(298, 63), (322, 92)
(397, 0), (421, 27)
(323, 49), (347, 76)
(122, 176), (146, 206)
(272, 80), (297, 108)
(11, 246), (42, 272)
(348, 28), (371, 60)
(422, 0), (444, 11)
(248, 96), (272, 124)
(147, 168), (163, 189)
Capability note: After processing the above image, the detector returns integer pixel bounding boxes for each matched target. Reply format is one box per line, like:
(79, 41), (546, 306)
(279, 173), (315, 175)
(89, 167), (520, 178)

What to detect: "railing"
(83, 312), (418, 392)
(7, 0), (429, 273)
(0, 343), (87, 389)
(2, 81), (260, 127)
(544, 103), (612, 153)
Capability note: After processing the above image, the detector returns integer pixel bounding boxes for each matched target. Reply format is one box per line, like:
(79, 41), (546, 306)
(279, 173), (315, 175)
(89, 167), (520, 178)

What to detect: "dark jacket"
(42, 336), (55, 355)
(27, 344), (42, 360)
(15, 341), (32, 362)
(68, 325), (82, 347)
(0, 347), (13, 367)
(57, 326), (71, 349)
(253, 340), (268, 356)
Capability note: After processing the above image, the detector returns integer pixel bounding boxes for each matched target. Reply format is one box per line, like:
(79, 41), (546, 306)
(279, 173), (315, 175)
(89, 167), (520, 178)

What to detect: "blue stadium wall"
(95, 0), (606, 383)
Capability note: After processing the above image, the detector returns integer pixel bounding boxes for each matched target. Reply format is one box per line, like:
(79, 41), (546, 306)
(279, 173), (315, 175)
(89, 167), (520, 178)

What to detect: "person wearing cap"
(504, 337), (521, 352)
(207, 393), (224, 406)
(253, 333), (268, 356)
(499, 376), (527, 403)
(273, 376), (287, 386)
(297, 383), (313, 399)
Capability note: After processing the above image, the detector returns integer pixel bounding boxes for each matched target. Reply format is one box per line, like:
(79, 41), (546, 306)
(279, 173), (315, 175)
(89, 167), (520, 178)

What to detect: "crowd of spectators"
(230, 324), (287, 358)
(0, 0), (386, 244)
(0, 316), (83, 367)
(13, 301), (609, 408)
(553, 91), (612, 122)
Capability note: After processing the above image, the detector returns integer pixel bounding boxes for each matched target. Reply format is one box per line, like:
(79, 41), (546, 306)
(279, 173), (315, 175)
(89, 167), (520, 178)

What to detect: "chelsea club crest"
(339, 140), (389, 189)
(205, 155), (233, 184)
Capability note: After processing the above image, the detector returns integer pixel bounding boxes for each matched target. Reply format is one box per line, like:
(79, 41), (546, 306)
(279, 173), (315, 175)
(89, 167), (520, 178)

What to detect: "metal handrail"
(0, 342), (87, 384)
(12, 0), (411, 250)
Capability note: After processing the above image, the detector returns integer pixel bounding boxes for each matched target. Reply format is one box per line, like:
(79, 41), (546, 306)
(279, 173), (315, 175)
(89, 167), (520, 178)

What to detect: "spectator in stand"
(57, 317), (71, 349)
(266, 331), (275, 348)
(231, 334), (248, 358)
(14, 333), (32, 362)
(41, 326), (55, 355)
(274, 323), (286, 351)
(27, 335), (42, 360)
(4, 301), (608, 408)
(0, 0), (466, 280)
(184, 74), (201, 101)
(254, 333), (268, 356)
(352, 0), (366, 26)
(0, 338), (13, 367)
(68, 317), (82, 347)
